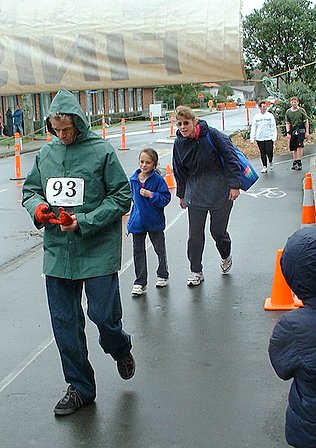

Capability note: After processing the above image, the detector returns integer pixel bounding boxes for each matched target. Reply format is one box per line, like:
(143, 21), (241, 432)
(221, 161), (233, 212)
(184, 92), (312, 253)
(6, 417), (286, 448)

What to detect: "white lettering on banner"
(46, 178), (84, 207)
(0, 0), (244, 94)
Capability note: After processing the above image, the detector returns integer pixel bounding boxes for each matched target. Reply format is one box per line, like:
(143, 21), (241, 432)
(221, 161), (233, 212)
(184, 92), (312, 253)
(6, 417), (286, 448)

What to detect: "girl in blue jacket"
(127, 148), (171, 296)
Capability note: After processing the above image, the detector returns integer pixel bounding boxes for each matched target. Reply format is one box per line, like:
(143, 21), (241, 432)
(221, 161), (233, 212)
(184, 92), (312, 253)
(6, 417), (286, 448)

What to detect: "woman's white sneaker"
(187, 272), (204, 286)
(155, 277), (168, 288)
(220, 254), (232, 274)
(131, 284), (146, 296)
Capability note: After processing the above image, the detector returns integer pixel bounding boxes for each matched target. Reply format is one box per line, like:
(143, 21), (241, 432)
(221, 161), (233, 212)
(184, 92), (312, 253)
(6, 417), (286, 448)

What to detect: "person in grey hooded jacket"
(269, 227), (316, 448)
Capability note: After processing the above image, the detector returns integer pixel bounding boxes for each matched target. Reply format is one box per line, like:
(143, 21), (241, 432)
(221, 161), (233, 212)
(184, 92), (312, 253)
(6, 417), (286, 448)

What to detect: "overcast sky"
(242, 0), (264, 16)
(243, 0), (316, 16)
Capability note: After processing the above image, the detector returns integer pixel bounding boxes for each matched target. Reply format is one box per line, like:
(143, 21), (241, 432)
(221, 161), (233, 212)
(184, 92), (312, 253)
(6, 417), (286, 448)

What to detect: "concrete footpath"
(1, 124), (316, 194)
(0, 109), (212, 159)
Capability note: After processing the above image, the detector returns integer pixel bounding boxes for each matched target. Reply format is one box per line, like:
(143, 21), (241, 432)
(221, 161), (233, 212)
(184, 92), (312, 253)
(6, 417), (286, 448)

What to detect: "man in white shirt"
(250, 101), (277, 173)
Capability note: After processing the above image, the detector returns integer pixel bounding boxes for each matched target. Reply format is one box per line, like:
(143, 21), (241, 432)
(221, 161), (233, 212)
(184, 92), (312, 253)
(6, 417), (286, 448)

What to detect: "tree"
(154, 84), (203, 108)
(21, 94), (35, 137)
(243, 0), (316, 88)
(216, 84), (235, 102)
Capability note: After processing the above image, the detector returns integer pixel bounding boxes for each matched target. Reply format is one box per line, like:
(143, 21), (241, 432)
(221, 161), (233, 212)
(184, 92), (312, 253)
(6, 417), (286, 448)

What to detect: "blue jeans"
(132, 231), (169, 286)
(188, 202), (233, 273)
(13, 124), (23, 136)
(45, 274), (132, 403)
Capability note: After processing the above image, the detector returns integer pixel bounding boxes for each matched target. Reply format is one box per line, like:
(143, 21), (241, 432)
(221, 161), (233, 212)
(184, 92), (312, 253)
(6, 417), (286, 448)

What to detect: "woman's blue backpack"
(206, 131), (258, 191)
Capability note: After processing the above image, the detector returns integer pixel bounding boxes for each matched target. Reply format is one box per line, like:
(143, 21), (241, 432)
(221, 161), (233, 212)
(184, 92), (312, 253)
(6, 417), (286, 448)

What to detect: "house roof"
(230, 85), (255, 93)
(202, 82), (220, 88)
(202, 83), (255, 94)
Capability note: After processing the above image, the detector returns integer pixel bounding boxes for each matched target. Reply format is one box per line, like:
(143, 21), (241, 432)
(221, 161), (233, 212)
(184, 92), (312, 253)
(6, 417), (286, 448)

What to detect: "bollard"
(118, 118), (129, 151)
(101, 115), (107, 140)
(221, 110), (225, 131)
(170, 112), (175, 138)
(246, 107), (250, 126)
(150, 112), (154, 133)
(121, 118), (126, 150)
(10, 132), (26, 181)
(46, 129), (51, 142)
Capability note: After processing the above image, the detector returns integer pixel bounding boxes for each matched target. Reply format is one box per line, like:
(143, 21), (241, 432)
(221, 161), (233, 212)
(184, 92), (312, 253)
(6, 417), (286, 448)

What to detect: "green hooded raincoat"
(22, 89), (131, 280)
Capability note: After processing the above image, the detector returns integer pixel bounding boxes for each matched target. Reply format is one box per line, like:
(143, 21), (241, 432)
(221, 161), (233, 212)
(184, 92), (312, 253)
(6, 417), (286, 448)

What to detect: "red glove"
(34, 204), (56, 224)
(48, 207), (74, 226)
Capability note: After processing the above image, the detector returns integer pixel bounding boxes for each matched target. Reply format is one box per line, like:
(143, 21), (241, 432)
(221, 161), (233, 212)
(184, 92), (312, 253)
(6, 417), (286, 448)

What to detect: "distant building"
(202, 82), (255, 104)
(229, 85), (255, 103)
(0, 87), (155, 133)
(202, 83), (221, 96)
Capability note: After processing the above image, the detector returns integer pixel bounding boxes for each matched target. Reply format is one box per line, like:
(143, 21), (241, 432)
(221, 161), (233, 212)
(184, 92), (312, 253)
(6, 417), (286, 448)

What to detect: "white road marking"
(106, 126), (172, 139)
(0, 336), (54, 393)
(245, 187), (286, 199)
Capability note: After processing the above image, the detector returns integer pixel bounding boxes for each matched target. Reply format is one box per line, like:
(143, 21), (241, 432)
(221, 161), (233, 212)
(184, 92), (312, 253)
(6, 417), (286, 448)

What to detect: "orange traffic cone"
(164, 164), (176, 189)
(264, 249), (303, 310)
(301, 172), (315, 228)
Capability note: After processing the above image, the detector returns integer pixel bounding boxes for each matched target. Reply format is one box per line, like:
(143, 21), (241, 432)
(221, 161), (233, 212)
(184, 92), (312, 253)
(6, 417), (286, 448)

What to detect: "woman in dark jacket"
(6, 107), (13, 136)
(269, 227), (316, 448)
(172, 106), (242, 286)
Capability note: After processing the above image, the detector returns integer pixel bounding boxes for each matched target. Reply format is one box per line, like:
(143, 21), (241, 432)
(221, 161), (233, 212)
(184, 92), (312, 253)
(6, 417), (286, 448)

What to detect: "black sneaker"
(291, 161), (298, 170)
(117, 353), (135, 380)
(54, 385), (88, 416)
(296, 160), (302, 170)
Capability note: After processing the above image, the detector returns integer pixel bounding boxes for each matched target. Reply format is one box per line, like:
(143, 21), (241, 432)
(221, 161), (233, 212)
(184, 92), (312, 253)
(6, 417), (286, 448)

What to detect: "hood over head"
(46, 88), (90, 138)
(281, 227), (316, 301)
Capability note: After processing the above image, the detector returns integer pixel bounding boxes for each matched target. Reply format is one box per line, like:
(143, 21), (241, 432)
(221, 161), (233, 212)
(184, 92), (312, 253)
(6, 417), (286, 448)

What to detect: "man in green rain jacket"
(22, 88), (135, 416)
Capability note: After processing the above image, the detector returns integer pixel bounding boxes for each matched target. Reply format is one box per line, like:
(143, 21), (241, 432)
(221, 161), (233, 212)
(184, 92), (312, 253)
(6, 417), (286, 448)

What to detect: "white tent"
(0, 0), (245, 94)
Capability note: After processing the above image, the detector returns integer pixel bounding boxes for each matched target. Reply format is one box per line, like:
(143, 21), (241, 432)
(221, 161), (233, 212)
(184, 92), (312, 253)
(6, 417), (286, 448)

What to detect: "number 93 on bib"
(46, 177), (84, 207)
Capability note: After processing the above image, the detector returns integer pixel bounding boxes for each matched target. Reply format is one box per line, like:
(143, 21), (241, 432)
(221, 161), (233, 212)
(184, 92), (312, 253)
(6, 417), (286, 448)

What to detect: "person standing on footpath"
(6, 107), (13, 136)
(22, 88), (135, 416)
(269, 227), (316, 448)
(172, 106), (242, 287)
(285, 96), (309, 171)
(13, 104), (23, 135)
(127, 148), (171, 296)
(0, 113), (5, 137)
(250, 100), (277, 173)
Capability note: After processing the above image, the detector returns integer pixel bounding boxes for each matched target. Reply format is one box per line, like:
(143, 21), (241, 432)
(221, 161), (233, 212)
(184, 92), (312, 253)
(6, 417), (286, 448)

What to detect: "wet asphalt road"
(1, 115), (316, 447)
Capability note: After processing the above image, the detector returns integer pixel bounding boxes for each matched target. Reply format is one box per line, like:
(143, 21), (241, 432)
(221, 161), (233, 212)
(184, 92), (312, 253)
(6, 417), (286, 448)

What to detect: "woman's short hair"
(175, 106), (197, 121)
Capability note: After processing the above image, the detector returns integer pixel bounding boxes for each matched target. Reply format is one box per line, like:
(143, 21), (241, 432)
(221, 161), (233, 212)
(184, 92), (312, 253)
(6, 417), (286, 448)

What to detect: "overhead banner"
(0, 0), (245, 95)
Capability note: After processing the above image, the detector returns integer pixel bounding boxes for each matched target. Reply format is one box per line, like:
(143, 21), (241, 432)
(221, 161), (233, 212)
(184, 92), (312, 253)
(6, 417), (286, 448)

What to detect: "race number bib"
(46, 178), (84, 206)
